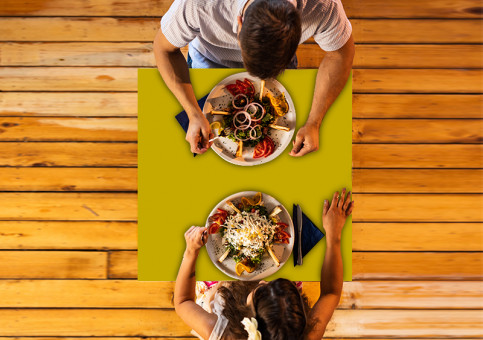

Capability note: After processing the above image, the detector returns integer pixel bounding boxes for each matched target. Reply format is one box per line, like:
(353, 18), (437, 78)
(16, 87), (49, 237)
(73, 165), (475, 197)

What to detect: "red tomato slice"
(208, 223), (220, 234)
(225, 84), (239, 96)
(263, 136), (275, 157)
(244, 78), (255, 96)
(277, 230), (291, 239)
(276, 222), (288, 229)
(217, 208), (228, 219)
(253, 139), (267, 158)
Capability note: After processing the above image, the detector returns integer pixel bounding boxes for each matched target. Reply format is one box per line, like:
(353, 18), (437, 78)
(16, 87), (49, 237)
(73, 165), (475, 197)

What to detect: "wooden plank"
(0, 309), (480, 337)
(0, 117), (137, 141)
(352, 69), (483, 93)
(1, 193), (481, 222)
(3, 43), (482, 69)
(0, 0), (481, 18)
(353, 169), (483, 193)
(0, 67), (137, 92)
(352, 194), (483, 222)
(0, 142), (137, 167)
(353, 223), (483, 251)
(0, 193), (137, 221)
(353, 252), (483, 280)
(351, 19), (483, 43)
(0, 18), (481, 43)
(110, 250), (483, 280)
(2, 93), (479, 118)
(0, 92), (137, 117)
(353, 119), (483, 144)
(2, 168), (480, 193)
(0, 168), (137, 191)
(353, 144), (483, 168)
(2, 68), (482, 93)
(108, 251), (138, 279)
(0, 280), (481, 309)
(0, 221), (137, 249)
(353, 94), (483, 118)
(11, 118), (482, 144)
(298, 44), (483, 69)
(0, 251), (107, 279)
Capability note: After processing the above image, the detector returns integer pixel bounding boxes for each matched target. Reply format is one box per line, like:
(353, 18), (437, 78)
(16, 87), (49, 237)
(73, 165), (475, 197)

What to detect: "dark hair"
(217, 281), (259, 339)
(253, 279), (309, 339)
(239, 0), (301, 79)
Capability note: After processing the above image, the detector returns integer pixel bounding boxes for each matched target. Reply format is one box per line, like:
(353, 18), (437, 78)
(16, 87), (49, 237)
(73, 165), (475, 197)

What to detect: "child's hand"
(322, 188), (353, 243)
(184, 226), (208, 255)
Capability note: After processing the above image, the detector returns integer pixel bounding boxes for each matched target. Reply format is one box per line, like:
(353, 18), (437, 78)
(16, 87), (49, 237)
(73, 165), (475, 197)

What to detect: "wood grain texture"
(0, 221), (137, 249)
(1, 18), (481, 43)
(353, 119), (483, 143)
(298, 44), (483, 69)
(0, 92), (137, 117)
(3, 43), (482, 69)
(352, 69), (483, 93)
(352, 194), (483, 222)
(1, 193), (481, 222)
(0, 251), (107, 279)
(353, 169), (483, 193)
(353, 94), (483, 118)
(353, 223), (483, 251)
(0, 193), (137, 221)
(0, 168), (137, 191)
(0, 0), (481, 18)
(353, 252), (483, 280)
(0, 309), (479, 337)
(0, 280), (480, 309)
(2, 93), (479, 118)
(2, 68), (482, 93)
(108, 251), (138, 279)
(353, 144), (483, 168)
(0, 142), (137, 167)
(108, 251), (483, 280)
(0, 117), (137, 141)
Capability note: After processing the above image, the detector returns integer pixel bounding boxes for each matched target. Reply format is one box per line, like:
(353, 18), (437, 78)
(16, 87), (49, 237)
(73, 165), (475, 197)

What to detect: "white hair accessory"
(241, 317), (262, 340)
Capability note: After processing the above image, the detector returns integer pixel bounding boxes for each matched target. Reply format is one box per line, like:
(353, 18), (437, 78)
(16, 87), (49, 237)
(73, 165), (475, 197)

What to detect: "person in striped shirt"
(154, 0), (354, 156)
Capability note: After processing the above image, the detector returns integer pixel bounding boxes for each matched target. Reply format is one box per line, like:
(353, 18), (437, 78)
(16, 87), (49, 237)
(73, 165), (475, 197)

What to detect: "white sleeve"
(160, 0), (200, 48)
(313, 0), (352, 51)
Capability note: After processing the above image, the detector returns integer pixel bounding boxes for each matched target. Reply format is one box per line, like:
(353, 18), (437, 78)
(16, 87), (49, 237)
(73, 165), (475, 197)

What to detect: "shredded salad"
(210, 78), (289, 159)
(208, 192), (291, 276)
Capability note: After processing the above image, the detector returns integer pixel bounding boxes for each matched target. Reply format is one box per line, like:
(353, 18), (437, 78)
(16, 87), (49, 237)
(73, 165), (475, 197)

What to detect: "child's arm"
(174, 226), (217, 339)
(305, 189), (353, 340)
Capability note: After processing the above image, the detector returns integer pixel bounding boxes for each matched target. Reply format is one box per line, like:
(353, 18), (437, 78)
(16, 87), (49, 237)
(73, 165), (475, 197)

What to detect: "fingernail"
(324, 200), (328, 204)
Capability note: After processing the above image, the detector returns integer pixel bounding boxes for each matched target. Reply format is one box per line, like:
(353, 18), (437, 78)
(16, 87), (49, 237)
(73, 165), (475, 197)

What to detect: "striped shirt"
(161, 0), (352, 68)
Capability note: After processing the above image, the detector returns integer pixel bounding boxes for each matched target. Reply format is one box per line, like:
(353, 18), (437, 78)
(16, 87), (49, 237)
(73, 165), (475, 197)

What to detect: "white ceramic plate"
(202, 72), (296, 166)
(205, 191), (294, 281)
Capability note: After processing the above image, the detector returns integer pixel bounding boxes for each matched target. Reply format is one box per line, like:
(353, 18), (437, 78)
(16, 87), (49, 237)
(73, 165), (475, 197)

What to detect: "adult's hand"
(322, 188), (353, 242)
(184, 225), (208, 255)
(186, 114), (214, 154)
(289, 123), (319, 157)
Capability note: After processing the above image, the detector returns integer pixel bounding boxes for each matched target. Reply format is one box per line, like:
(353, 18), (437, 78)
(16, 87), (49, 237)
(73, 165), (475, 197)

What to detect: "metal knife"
(296, 204), (303, 266)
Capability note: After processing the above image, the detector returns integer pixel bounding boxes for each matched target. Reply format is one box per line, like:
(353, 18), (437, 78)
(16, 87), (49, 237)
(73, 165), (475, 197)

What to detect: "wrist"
(305, 116), (322, 130)
(184, 248), (200, 258)
(326, 233), (341, 246)
(186, 107), (204, 120)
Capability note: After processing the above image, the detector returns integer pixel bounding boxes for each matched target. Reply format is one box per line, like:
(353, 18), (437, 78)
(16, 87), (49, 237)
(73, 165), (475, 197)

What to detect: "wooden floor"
(0, 0), (482, 338)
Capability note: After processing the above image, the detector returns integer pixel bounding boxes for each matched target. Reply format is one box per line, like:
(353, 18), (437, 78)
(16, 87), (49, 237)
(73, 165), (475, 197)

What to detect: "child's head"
(251, 278), (308, 339)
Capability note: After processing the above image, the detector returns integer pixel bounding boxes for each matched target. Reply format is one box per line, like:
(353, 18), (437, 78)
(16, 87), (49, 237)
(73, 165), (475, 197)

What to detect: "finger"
(338, 188), (346, 207)
(346, 202), (354, 216)
(289, 133), (304, 156)
(190, 135), (202, 153)
(201, 126), (211, 149)
(330, 191), (339, 209)
(343, 191), (352, 210)
(291, 144), (315, 157)
(323, 199), (329, 216)
(185, 225), (196, 238)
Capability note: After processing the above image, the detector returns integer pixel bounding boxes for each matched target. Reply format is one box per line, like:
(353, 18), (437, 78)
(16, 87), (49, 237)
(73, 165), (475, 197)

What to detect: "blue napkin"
(175, 95), (209, 157)
(293, 204), (325, 266)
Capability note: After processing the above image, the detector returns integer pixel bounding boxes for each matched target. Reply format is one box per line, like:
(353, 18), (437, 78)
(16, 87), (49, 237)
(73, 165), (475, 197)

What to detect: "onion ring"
(249, 125), (262, 140)
(232, 94), (248, 109)
(233, 111), (251, 129)
(245, 102), (266, 122)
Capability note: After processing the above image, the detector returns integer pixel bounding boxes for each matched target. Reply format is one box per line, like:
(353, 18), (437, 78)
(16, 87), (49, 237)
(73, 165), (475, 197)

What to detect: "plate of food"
(203, 72), (296, 166)
(205, 191), (294, 280)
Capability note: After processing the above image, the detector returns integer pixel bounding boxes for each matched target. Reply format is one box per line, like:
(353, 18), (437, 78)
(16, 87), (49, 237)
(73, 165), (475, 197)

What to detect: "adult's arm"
(174, 226), (217, 339)
(304, 189), (353, 339)
(290, 35), (354, 157)
(153, 29), (212, 154)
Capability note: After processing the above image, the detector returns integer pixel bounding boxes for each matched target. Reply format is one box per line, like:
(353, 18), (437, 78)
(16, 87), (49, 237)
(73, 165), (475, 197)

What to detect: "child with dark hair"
(174, 189), (353, 339)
